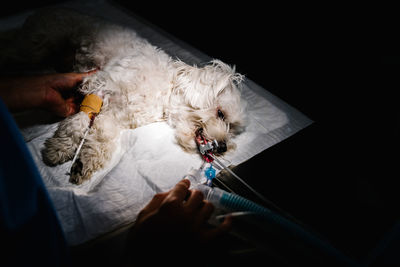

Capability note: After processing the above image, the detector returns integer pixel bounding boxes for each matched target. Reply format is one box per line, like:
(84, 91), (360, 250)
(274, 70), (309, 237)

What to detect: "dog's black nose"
(216, 141), (227, 153)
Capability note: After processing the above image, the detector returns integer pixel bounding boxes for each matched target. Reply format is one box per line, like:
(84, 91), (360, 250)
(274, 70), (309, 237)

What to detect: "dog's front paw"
(69, 158), (92, 185)
(69, 158), (83, 184)
(42, 138), (74, 166)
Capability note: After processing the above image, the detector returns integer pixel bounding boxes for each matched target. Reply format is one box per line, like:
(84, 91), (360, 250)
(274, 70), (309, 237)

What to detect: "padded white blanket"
(2, 0), (312, 245)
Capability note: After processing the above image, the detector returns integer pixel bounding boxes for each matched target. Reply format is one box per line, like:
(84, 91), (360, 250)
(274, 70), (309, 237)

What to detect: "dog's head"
(169, 59), (246, 156)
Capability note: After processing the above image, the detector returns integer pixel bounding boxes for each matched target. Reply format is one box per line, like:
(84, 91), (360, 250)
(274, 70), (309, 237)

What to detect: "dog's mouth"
(195, 128), (206, 146)
(195, 128), (227, 157)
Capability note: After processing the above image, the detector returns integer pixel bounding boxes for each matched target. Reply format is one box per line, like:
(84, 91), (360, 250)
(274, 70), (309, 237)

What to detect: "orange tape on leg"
(80, 94), (103, 119)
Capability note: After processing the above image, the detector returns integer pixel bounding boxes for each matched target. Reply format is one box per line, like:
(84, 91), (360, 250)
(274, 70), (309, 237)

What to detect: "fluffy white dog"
(8, 9), (246, 184)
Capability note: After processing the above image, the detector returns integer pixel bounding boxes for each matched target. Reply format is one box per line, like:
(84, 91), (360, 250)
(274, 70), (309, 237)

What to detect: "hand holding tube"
(125, 179), (232, 264)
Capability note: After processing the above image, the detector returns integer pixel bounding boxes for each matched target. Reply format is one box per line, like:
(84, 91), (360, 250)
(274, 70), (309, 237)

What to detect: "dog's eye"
(217, 109), (225, 120)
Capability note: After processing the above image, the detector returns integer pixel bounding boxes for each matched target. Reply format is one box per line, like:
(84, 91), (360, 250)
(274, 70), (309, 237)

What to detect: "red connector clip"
(195, 128), (214, 162)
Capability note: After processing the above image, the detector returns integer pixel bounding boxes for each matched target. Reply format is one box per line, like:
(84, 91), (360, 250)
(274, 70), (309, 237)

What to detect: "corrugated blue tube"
(195, 184), (360, 267)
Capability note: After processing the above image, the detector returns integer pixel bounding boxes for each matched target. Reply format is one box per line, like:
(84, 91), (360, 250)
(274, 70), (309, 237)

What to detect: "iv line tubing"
(208, 153), (269, 205)
(68, 128), (89, 175)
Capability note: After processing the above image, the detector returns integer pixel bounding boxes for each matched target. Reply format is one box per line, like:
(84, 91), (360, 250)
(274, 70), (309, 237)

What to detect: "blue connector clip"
(204, 164), (216, 186)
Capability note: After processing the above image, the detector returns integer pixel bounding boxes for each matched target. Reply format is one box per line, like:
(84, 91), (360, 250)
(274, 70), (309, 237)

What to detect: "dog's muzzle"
(195, 128), (227, 156)
(215, 140), (227, 153)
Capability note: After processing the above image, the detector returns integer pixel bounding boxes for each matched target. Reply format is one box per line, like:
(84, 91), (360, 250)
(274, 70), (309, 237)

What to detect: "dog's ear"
(172, 59), (243, 109)
(207, 59), (244, 97)
(172, 60), (212, 108)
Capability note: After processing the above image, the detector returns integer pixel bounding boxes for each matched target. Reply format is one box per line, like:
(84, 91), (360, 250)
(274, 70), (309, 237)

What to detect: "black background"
(1, 1), (399, 263)
(111, 2), (399, 260)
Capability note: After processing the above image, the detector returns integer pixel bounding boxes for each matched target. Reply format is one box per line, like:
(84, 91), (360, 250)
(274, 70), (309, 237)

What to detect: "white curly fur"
(14, 9), (246, 184)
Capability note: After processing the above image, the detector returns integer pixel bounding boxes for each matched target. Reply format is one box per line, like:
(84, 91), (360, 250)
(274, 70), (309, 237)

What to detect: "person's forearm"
(0, 77), (25, 111)
(0, 76), (45, 112)
(1, 72), (92, 116)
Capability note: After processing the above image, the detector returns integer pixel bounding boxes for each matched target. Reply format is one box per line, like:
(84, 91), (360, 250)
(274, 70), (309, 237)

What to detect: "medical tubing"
(208, 154), (269, 205)
(183, 168), (203, 187)
(195, 184), (269, 215)
(194, 184), (358, 266)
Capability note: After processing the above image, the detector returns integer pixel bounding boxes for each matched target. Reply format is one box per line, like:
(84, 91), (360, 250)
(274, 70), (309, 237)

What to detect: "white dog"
(9, 9), (246, 184)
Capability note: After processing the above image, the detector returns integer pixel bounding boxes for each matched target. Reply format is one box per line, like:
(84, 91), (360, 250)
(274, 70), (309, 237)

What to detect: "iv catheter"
(67, 93), (103, 176)
(67, 116), (93, 175)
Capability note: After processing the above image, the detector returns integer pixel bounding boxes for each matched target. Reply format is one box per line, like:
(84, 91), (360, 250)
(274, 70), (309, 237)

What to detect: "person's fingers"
(55, 102), (72, 117)
(203, 214), (233, 241)
(71, 69), (97, 83)
(193, 201), (214, 229)
(162, 179), (190, 205)
(42, 88), (73, 117)
(139, 192), (169, 216)
(52, 70), (97, 91)
(65, 97), (79, 115)
(184, 190), (204, 211)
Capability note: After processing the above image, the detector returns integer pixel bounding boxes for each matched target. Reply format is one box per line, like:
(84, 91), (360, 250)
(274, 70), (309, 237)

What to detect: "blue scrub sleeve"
(0, 99), (69, 266)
